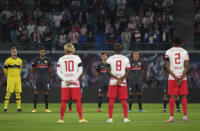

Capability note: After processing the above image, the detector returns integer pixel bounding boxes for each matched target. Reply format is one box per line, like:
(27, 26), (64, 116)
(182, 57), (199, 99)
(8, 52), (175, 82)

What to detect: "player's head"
(113, 43), (122, 54)
(172, 37), (182, 47)
(40, 47), (46, 58)
(101, 52), (108, 61)
(64, 43), (75, 54)
(10, 46), (17, 57)
(132, 49), (139, 60)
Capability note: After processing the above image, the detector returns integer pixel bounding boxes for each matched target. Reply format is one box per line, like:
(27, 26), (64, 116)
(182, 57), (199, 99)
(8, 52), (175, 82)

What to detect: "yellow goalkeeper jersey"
(4, 57), (22, 78)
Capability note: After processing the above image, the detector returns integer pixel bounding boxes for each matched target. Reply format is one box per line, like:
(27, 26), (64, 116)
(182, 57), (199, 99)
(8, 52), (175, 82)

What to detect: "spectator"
(38, 20), (47, 36)
(52, 11), (63, 29)
(42, 27), (54, 43)
(17, 22), (28, 49)
(27, 20), (36, 37)
(87, 31), (94, 50)
(1, 15), (10, 43)
(58, 28), (68, 48)
(68, 28), (79, 48)
(121, 28), (131, 50)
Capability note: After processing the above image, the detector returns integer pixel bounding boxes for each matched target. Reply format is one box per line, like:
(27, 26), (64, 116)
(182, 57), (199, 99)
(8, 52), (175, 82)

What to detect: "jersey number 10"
(65, 61), (74, 72)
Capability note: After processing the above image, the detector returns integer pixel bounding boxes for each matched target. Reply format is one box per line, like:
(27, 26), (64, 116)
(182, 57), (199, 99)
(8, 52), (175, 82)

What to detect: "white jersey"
(107, 54), (130, 86)
(165, 47), (189, 80)
(57, 54), (82, 88)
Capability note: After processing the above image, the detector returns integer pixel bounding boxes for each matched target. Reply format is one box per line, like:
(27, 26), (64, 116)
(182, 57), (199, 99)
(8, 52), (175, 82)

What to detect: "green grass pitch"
(0, 103), (200, 131)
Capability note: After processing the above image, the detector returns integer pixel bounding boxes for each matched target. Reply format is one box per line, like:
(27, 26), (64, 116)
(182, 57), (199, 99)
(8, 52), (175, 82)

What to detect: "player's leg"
(72, 87), (87, 122)
(166, 80), (178, 122)
(128, 83), (135, 112)
(42, 82), (51, 112)
(175, 96), (181, 112)
(119, 86), (130, 122)
(68, 100), (72, 112)
(57, 88), (69, 123)
(163, 93), (168, 112)
(180, 80), (188, 122)
(44, 90), (51, 112)
(181, 95), (188, 122)
(97, 92), (103, 112)
(33, 90), (39, 112)
(97, 83), (104, 112)
(4, 79), (14, 112)
(15, 80), (23, 112)
(4, 92), (11, 112)
(32, 82), (40, 112)
(137, 84), (145, 112)
(107, 85), (117, 122)
(128, 92), (134, 112)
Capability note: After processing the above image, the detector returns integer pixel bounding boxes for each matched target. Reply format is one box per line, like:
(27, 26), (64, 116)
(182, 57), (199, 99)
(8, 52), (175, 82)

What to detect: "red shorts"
(61, 87), (82, 101)
(107, 85), (128, 100)
(168, 80), (188, 96)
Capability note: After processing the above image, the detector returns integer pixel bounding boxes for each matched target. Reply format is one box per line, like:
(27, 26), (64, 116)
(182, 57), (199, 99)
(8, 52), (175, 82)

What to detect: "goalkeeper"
(3, 47), (23, 112)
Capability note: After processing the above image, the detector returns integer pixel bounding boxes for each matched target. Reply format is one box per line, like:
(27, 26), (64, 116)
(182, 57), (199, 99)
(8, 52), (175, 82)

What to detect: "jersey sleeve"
(184, 51), (189, 61)
(106, 57), (111, 64)
(56, 57), (66, 81)
(164, 50), (170, 61)
(125, 58), (131, 69)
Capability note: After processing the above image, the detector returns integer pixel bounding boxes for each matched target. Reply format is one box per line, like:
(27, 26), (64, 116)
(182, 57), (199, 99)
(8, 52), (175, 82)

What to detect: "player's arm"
(106, 64), (118, 80)
(3, 59), (8, 78)
(181, 60), (189, 78)
(20, 59), (23, 72)
(73, 63), (83, 81)
(31, 58), (36, 74)
(165, 61), (178, 80)
(96, 64), (100, 77)
(164, 52), (178, 80)
(57, 59), (67, 81)
(48, 59), (53, 75)
(141, 62), (145, 74)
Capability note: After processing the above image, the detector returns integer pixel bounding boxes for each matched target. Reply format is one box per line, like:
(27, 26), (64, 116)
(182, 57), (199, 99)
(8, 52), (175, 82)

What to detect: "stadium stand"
(0, 0), (176, 51)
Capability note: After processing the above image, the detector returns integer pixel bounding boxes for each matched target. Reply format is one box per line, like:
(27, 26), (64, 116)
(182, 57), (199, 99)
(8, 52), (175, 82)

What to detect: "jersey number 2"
(116, 60), (122, 71)
(65, 61), (74, 72)
(175, 53), (180, 64)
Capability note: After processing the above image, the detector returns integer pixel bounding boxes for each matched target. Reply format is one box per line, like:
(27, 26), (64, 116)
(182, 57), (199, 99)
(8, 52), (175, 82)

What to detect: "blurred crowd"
(194, 0), (200, 49)
(0, 0), (174, 50)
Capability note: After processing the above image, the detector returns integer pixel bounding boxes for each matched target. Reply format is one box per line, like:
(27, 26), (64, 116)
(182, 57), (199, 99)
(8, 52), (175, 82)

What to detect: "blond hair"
(64, 43), (75, 53)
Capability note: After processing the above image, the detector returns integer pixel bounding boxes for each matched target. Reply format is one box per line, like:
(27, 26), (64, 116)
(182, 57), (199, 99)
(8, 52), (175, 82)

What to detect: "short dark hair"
(132, 49), (139, 53)
(10, 46), (16, 51)
(40, 47), (46, 51)
(113, 43), (122, 53)
(101, 51), (108, 55)
(172, 37), (182, 45)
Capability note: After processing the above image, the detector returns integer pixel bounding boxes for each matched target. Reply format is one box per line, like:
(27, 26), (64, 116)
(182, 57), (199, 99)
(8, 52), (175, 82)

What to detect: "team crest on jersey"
(44, 60), (47, 64)
(138, 62), (141, 65)
(17, 61), (20, 64)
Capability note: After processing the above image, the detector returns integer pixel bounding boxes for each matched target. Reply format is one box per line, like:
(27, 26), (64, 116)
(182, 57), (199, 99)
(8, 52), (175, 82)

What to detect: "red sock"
(76, 99), (83, 120)
(181, 97), (187, 116)
(121, 99), (128, 118)
(108, 98), (115, 118)
(169, 97), (175, 116)
(60, 100), (67, 120)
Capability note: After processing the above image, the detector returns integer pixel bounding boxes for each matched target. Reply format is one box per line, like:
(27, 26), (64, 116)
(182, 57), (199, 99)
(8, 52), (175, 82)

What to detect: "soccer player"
(165, 37), (189, 122)
(96, 52), (110, 112)
(57, 43), (88, 123)
(106, 43), (131, 123)
(163, 66), (181, 113)
(31, 47), (53, 113)
(3, 47), (23, 112)
(128, 50), (145, 112)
